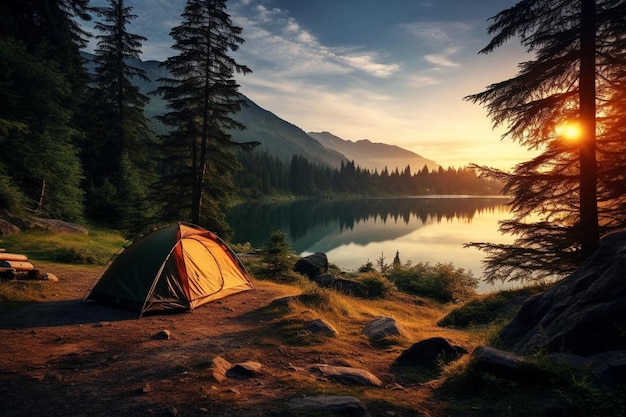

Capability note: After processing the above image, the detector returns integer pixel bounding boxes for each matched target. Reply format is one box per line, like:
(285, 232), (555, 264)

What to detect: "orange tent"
(84, 223), (253, 316)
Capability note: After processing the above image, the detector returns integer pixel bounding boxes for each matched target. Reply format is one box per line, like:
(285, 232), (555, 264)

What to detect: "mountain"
(229, 97), (346, 168)
(82, 53), (437, 170)
(81, 52), (346, 168)
(308, 131), (440, 174)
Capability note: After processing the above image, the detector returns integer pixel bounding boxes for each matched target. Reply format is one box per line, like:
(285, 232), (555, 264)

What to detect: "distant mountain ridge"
(82, 52), (439, 171)
(308, 131), (440, 174)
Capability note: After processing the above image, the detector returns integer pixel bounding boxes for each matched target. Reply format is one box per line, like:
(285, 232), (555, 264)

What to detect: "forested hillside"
(0, 1), (501, 239)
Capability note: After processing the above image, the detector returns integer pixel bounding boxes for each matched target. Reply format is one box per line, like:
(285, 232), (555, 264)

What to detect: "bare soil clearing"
(0, 262), (450, 417)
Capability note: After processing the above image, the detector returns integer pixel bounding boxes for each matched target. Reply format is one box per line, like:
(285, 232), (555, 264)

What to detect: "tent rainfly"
(84, 223), (253, 316)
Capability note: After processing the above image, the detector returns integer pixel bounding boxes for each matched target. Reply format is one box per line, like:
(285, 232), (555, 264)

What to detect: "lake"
(226, 196), (514, 293)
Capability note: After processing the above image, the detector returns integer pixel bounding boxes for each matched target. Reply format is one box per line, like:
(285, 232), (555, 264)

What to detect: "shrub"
(357, 272), (395, 298)
(386, 262), (477, 303)
(357, 260), (375, 273)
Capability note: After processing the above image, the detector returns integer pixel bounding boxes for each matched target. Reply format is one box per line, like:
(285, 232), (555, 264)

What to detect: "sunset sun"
(555, 121), (582, 141)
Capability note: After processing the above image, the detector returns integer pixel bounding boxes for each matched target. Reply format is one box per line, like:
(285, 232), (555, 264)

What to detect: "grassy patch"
(1, 229), (126, 265)
(437, 284), (549, 329)
(0, 280), (55, 313)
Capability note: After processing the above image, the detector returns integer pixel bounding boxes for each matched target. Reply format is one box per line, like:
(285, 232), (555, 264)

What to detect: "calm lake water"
(227, 196), (514, 293)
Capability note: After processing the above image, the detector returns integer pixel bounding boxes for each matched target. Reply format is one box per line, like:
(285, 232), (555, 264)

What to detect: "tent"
(84, 223), (254, 316)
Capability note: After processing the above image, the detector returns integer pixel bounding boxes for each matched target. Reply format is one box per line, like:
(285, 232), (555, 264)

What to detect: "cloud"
(424, 48), (461, 68)
(401, 21), (473, 46)
(232, 2), (399, 80)
(340, 53), (400, 78)
(407, 74), (440, 87)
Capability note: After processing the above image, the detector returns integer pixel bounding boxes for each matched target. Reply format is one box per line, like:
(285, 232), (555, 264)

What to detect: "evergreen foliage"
(83, 0), (157, 233)
(465, 0), (626, 282)
(1, 1), (92, 220)
(261, 230), (292, 279)
(153, 0), (257, 235)
(236, 149), (501, 196)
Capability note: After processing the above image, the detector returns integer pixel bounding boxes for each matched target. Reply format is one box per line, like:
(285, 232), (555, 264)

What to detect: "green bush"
(357, 272), (395, 298)
(386, 262), (477, 303)
(357, 260), (375, 273)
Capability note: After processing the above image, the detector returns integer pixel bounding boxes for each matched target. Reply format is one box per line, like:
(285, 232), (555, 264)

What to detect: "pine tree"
(465, 0), (626, 282)
(262, 230), (292, 279)
(154, 0), (257, 233)
(0, 1), (90, 221)
(84, 0), (157, 232)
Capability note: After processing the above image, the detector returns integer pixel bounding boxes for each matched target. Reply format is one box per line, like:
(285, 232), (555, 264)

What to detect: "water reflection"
(228, 197), (511, 282)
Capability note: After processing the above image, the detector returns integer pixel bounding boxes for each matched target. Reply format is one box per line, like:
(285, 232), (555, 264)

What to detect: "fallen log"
(1, 260), (34, 271)
(0, 253), (28, 262)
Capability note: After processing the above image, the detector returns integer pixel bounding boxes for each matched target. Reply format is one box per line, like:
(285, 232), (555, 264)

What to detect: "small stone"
(41, 273), (59, 282)
(154, 330), (171, 340)
(228, 361), (263, 378)
(287, 395), (369, 417)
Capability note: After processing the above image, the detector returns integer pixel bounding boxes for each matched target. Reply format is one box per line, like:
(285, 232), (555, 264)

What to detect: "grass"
(0, 279), (56, 313)
(437, 284), (549, 329)
(1, 228), (127, 265)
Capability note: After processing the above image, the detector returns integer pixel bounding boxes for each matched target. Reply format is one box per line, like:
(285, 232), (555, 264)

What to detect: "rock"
(582, 350), (626, 386)
(0, 219), (20, 236)
(499, 230), (626, 355)
(306, 318), (338, 336)
(471, 345), (548, 383)
(363, 317), (412, 344)
(227, 361), (263, 378)
(311, 364), (383, 387)
(153, 329), (171, 340)
(293, 252), (328, 278)
(287, 395), (370, 417)
(207, 356), (232, 383)
(30, 218), (88, 234)
(313, 273), (368, 296)
(393, 337), (467, 367)
(40, 272), (59, 282)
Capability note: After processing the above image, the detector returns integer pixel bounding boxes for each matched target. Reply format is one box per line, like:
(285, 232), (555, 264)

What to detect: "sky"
(86, 0), (533, 170)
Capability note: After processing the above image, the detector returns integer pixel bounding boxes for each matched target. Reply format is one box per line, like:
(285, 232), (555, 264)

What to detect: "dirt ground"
(0, 262), (446, 417)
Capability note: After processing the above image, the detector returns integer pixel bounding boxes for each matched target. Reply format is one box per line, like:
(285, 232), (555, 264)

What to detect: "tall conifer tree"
(154, 0), (256, 235)
(84, 0), (156, 232)
(465, 0), (626, 282)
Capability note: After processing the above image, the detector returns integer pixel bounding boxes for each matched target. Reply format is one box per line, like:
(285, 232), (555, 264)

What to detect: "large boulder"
(31, 218), (88, 234)
(499, 230), (626, 356)
(0, 218), (20, 236)
(471, 345), (549, 383)
(393, 337), (467, 368)
(311, 364), (383, 387)
(293, 252), (328, 278)
(363, 316), (412, 344)
(313, 273), (367, 296)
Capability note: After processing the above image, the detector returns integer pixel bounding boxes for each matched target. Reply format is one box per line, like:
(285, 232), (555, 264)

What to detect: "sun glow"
(555, 121), (582, 141)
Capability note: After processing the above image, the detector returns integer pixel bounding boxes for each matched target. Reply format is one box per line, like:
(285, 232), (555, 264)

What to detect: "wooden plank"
(0, 253), (28, 262)
(3, 261), (34, 271)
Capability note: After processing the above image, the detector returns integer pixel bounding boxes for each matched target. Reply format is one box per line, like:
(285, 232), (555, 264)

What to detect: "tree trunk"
(579, 0), (599, 260)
